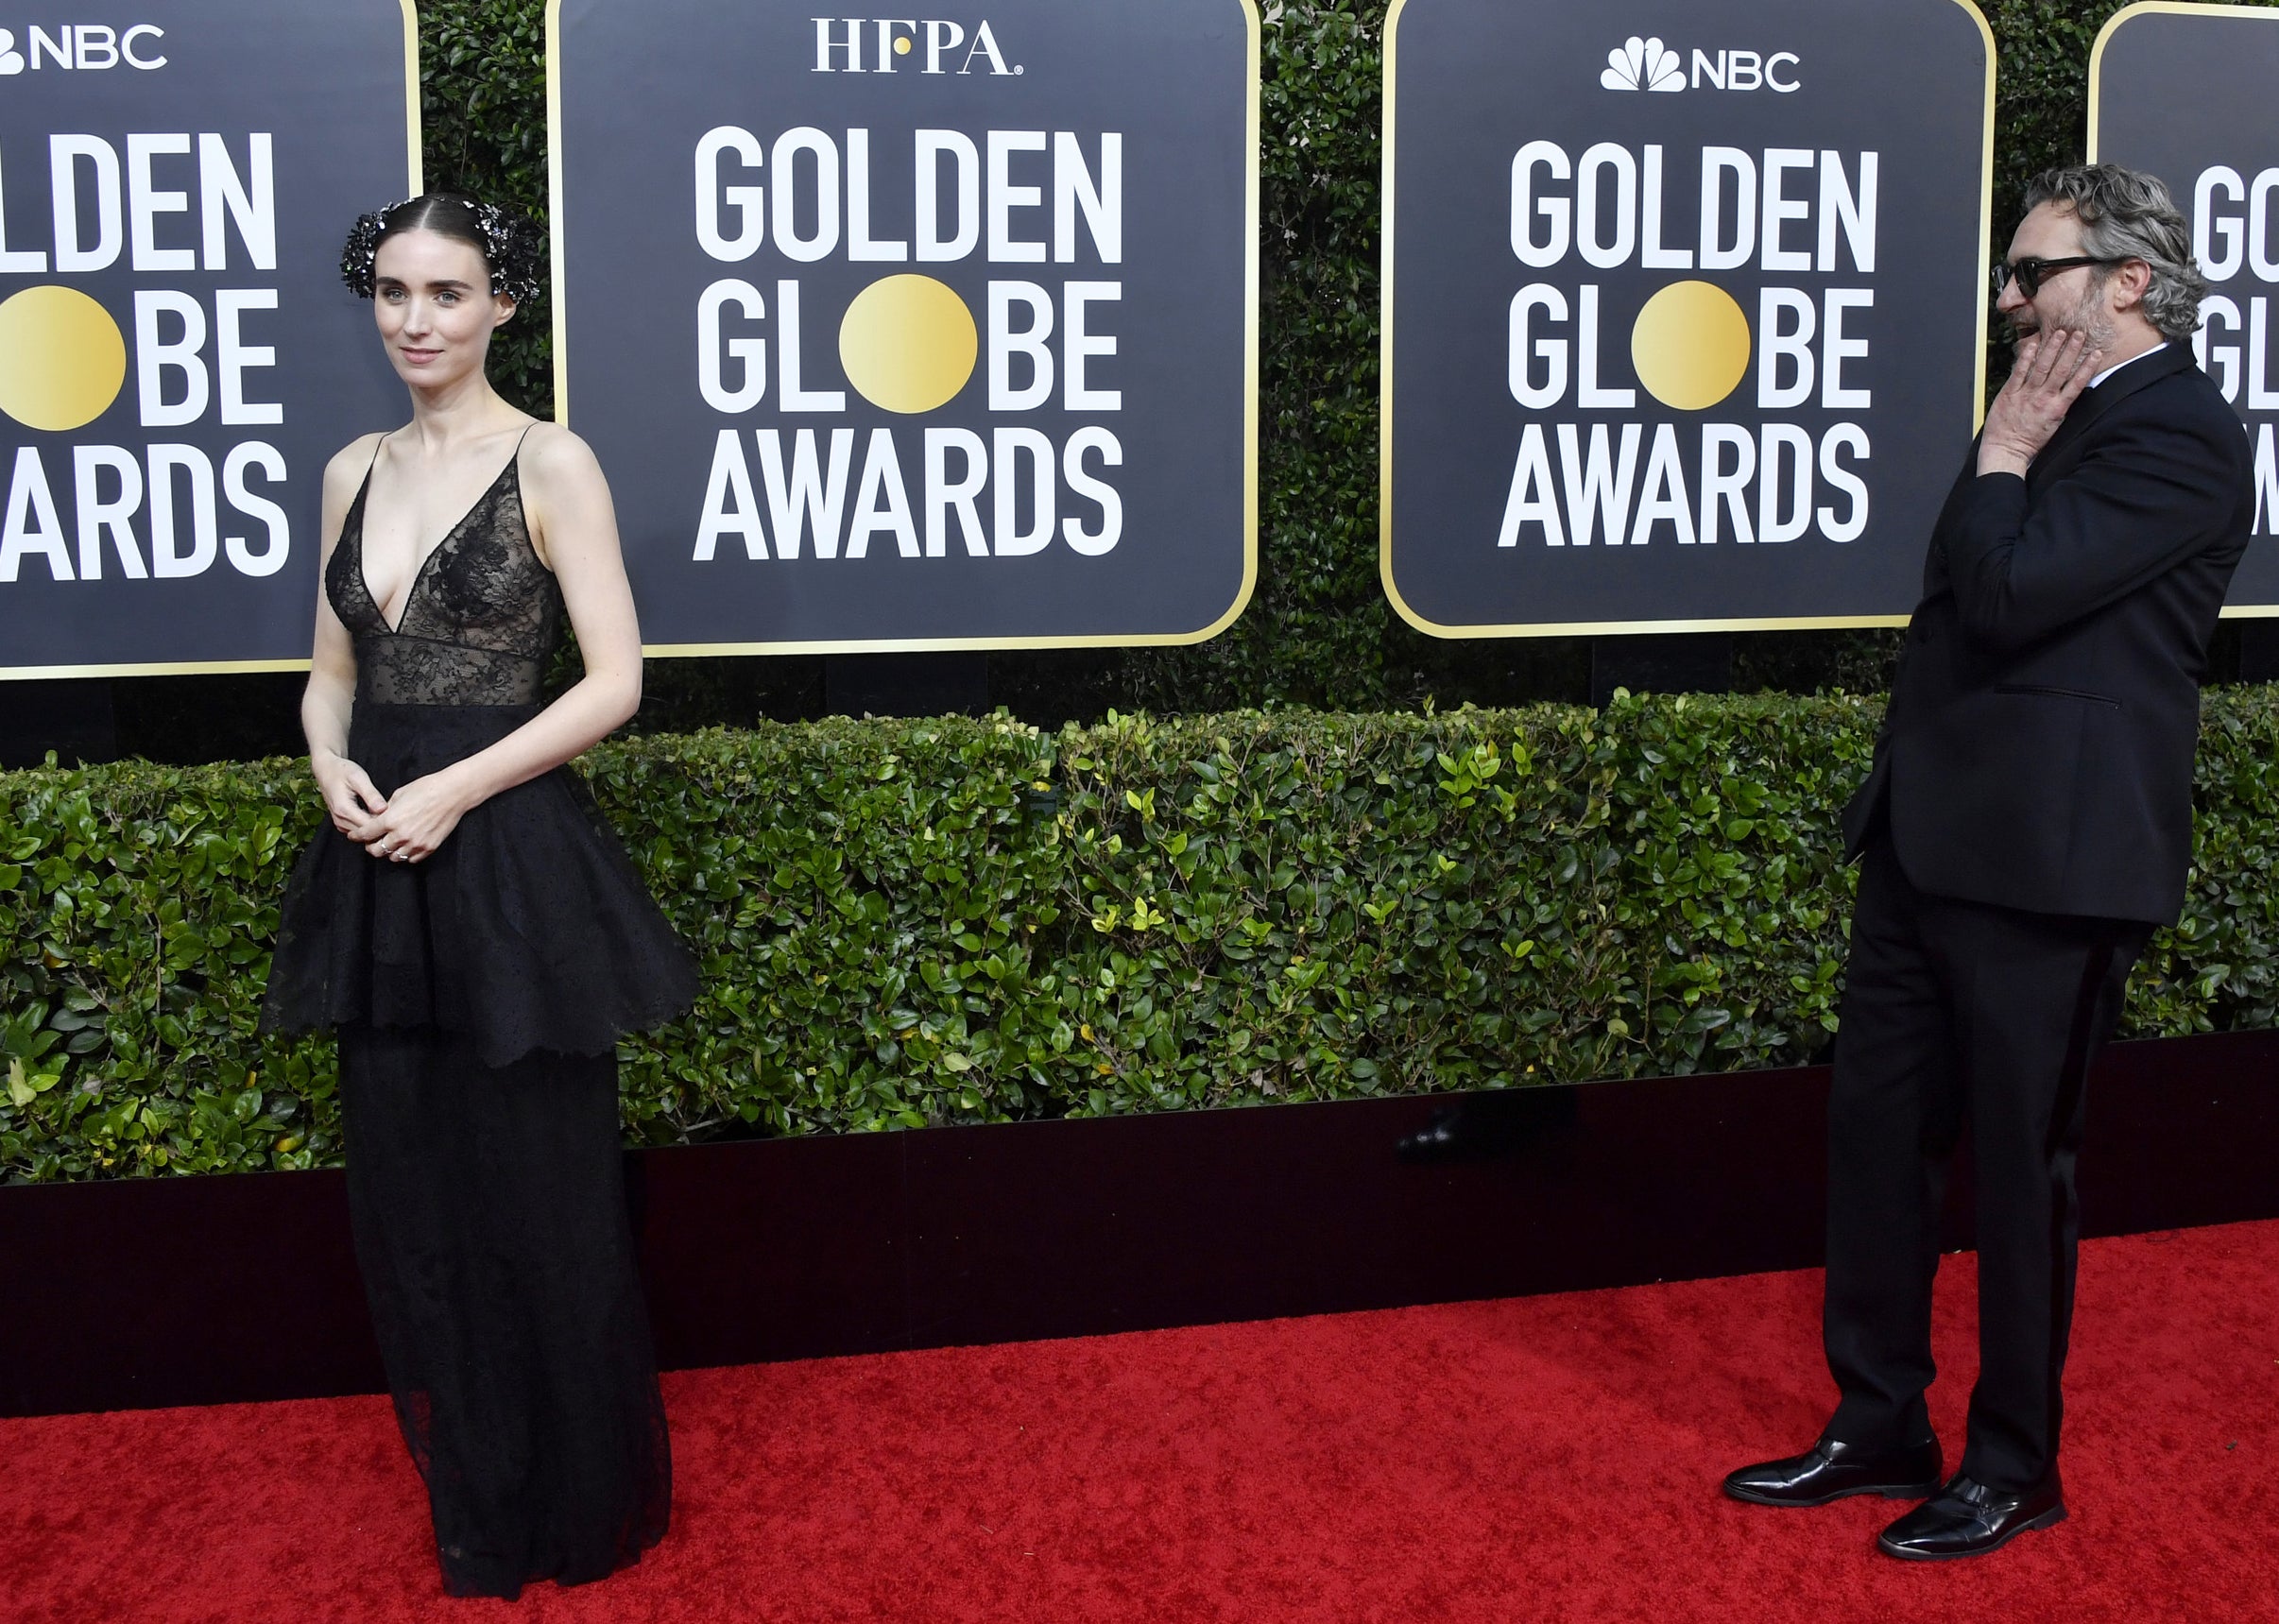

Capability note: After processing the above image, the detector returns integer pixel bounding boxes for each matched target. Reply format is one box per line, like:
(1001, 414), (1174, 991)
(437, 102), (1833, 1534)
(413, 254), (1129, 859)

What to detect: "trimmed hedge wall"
(7, 690), (2276, 1182)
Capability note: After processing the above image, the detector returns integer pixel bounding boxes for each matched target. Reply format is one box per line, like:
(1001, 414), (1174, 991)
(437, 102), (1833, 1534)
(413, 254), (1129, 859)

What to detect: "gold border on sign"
(402, 0), (426, 195)
(0, 0), (425, 683)
(0, 659), (315, 683)
(2089, 0), (2279, 623)
(1377, 0), (2000, 640)
(546, 0), (568, 429)
(546, 0), (1262, 658)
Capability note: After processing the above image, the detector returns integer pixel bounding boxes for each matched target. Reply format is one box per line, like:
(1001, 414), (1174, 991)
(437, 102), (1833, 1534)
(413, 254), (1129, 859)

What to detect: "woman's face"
(370, 228), (515, 390)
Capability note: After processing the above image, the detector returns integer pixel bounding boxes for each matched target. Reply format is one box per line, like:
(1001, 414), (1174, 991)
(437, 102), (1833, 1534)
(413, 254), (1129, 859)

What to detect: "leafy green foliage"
(1130, 0), (1391, 710)
(0, 761), (335, 1180)
(9, 689), (2277, 1181)
(419, 0), (552, 413)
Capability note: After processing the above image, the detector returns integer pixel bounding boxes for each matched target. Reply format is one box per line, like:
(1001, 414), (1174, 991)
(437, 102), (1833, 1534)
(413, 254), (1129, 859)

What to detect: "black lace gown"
(261, 440), (698, 1599)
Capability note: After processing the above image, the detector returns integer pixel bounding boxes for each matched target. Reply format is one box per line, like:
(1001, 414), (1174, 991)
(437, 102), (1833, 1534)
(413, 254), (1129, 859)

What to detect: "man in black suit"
(1723, 165), (2253, 1560)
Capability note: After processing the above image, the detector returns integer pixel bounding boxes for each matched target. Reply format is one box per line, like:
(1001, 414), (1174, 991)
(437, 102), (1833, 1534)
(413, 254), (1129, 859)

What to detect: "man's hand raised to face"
(1978, 328), (2097, 480)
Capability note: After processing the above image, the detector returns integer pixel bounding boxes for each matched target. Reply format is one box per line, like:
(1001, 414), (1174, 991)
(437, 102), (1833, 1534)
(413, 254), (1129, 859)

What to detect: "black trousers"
(1823, 833), (2150, 1493)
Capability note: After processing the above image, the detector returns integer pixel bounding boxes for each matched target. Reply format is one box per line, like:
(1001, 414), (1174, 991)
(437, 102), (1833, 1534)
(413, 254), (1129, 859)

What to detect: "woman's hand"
(354, 767), (472, 864)
(314, 752), (388, 842)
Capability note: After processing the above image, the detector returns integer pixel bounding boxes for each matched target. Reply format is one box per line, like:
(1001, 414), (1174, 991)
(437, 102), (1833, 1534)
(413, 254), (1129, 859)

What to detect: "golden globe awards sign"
(549, 0), (1258, 654)
(2090, 1), (2279, 615)
(1381, 0), (1995, 637)
(0, 2), (418, 678)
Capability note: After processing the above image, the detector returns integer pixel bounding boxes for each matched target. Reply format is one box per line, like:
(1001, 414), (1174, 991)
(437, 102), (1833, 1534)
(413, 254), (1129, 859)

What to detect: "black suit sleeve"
(1938, 410), (2243, 654)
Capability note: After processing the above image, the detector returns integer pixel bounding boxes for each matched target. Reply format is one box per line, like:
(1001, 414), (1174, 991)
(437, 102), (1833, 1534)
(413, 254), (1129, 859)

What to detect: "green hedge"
(7, 690), (2276, 1182)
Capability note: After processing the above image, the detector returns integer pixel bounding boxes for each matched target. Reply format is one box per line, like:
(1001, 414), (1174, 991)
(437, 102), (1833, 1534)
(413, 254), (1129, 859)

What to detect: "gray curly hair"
(2021, 163), (2210, 341)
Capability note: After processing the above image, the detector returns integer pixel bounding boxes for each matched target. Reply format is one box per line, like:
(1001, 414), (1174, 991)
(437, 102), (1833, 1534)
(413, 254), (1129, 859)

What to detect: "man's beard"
(2009, 285), (2118, 364)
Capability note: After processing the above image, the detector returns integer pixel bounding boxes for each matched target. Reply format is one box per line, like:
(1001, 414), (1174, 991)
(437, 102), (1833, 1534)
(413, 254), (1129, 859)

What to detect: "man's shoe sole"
(1724, 1479), (1943, 1509)
(1875, 1502), (2066, 1561)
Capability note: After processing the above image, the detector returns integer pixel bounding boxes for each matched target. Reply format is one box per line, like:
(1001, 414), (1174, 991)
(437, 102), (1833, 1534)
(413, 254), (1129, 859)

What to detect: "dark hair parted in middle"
(340, 193), (546, 307)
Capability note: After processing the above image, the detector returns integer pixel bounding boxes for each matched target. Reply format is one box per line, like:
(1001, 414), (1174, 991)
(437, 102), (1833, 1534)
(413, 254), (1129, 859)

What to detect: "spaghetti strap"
(351, 432), (387, 494)
(506, 423), (548, 573)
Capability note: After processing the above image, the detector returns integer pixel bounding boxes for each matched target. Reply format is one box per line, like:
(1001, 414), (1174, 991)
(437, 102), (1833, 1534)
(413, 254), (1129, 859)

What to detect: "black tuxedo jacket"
(1842, 343), (2254, 924)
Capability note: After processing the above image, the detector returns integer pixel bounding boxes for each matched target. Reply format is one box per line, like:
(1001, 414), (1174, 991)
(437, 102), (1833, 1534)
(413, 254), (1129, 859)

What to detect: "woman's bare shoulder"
(322, 432), (390, 498)
(517, 420), (606, 485)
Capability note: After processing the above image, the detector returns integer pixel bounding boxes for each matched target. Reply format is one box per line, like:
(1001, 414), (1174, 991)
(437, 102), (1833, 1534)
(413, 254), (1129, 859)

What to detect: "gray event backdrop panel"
(0, 1), (418, 677)
(2091, 1), (2279, 616)
(548, 0), (1259, 654)
(1382, 0), (1994, 637)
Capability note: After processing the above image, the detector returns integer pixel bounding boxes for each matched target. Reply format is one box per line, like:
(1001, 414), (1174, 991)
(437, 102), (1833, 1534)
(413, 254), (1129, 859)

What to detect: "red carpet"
(5, 1221), (2273, 1622)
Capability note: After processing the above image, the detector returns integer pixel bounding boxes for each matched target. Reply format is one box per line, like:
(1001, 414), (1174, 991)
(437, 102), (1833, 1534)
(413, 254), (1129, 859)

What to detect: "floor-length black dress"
(261, 436), (698, 1599)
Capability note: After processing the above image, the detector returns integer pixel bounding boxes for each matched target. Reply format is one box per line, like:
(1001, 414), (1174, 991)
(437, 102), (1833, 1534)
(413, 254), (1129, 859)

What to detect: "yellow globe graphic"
(0, 285), (128, 432)
(1630, 281), (1752, 412)
(838, 274), (978, 415)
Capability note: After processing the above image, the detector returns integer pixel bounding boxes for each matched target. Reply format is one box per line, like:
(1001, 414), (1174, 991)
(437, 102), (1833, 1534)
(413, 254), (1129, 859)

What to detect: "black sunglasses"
(1991, 255), (2127, 299)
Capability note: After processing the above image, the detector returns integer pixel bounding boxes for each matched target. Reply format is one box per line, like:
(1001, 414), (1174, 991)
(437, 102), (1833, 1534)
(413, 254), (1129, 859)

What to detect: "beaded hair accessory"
(339, 197), (545, 305)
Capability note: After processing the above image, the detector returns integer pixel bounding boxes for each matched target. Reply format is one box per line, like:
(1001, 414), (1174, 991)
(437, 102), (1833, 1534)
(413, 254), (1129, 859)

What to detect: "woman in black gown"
(261, 195), (697, 1599)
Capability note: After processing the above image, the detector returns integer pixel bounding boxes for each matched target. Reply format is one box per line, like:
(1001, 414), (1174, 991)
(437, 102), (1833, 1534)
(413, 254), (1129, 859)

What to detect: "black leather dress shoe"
(1722, 1436), (1944, 1507)
(1876, 1471), (2065, 1561)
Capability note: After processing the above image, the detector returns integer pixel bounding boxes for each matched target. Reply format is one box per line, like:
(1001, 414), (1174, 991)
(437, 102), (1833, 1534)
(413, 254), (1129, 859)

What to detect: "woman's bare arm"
(304, 435), (390, 840)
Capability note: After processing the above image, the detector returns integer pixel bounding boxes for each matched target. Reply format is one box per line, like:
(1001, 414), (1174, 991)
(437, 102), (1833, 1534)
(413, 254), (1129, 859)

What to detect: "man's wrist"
(1977, 442), (2032, 479)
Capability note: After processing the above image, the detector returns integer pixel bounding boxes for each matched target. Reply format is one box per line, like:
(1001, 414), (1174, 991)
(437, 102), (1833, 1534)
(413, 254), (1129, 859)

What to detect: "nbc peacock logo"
(1602, 35), (1684, 94)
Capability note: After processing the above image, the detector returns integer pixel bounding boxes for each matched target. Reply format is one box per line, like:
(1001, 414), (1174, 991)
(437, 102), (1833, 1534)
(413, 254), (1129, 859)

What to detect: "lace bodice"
(326, 434), (564, 706)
